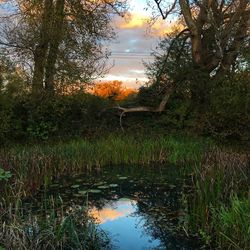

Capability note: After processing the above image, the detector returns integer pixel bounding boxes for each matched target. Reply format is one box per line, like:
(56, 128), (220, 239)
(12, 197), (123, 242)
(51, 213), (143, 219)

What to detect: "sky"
(100, 0), (175, 88)
(0, 0), (178, 89)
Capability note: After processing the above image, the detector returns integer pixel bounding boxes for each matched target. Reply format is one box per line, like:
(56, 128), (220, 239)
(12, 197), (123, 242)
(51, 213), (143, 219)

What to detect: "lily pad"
(118, 177), (128, 180)
(109, 184), (118, 188)
(89, 189), (102, 193)
(94, 182), (106, 186)
(76, 179), (84, 182)
(119, 198), (131, 202)
(50, 184), (60, 188)
(78, 190), (87, 195)
(98, 185), (109, 189)
(73, 193), (83, 197)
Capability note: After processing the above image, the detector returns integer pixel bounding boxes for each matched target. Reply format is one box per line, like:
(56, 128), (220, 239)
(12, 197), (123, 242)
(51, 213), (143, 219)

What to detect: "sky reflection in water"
(90, 198), (162, 250)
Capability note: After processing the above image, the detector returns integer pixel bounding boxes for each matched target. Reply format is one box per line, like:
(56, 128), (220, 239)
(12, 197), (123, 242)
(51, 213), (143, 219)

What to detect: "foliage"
(0, 201), (110, 249)
(205, 72), (250, 141)
(214, 197), (250, 249)
(143, 31), (250, 139)
(0, 92), (113, 142)
(0, 167), (11, 181)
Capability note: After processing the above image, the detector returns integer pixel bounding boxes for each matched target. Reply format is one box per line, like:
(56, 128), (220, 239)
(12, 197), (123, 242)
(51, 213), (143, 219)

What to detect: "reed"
(187, 148), (249, 248)
(0, 197), (110, 250)
(0, 134), (210, 200)
(215, 196), (250, 249)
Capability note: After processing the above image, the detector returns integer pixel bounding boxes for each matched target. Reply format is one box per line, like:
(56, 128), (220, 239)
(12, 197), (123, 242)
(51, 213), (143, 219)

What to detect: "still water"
(30, 165), (201, 249)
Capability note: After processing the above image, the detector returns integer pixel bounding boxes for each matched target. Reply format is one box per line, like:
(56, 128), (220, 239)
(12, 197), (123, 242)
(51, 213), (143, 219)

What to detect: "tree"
(151, 0), (250, 77)
(0, 0), (128, 94)
(114, 0), (249, 130)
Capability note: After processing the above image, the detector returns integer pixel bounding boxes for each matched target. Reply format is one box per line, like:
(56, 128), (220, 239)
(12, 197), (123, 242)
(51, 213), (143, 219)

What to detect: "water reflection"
(90, 198), (162, 249)
(90, 199), (135, 224)
(29, 165), (202, 249)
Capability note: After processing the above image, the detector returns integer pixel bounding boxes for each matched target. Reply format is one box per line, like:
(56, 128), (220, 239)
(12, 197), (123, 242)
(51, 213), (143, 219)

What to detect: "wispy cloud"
(102, 10), (184, 87)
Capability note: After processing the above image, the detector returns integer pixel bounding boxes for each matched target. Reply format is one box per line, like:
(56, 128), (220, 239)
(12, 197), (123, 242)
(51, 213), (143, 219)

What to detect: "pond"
(26, 165), (202, 249)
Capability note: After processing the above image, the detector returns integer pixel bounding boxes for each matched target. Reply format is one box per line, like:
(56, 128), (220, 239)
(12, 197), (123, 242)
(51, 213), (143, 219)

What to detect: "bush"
(0, 92), (113, 142)
(206, 72), (250, 141)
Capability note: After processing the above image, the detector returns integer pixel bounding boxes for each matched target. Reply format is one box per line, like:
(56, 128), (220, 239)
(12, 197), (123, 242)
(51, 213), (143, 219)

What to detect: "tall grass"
(0, 198), (110, 250)
(214, 196), (250, 249)
(0, 134), (210, 200)
(188, 148), (249, 248)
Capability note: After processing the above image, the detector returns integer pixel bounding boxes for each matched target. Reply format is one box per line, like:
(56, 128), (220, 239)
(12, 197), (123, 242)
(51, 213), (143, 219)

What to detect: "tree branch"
(114, 29), (189, 131)
(153, 0), (177, 19)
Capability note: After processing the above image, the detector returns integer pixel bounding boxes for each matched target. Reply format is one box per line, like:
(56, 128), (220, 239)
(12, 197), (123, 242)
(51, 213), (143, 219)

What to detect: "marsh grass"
(1, 133), (249, 249)
(0, 134), (209, 200)
(214, 197), (250, 249)
(0, 197), (110, 250)
(188, 148), (249, 248)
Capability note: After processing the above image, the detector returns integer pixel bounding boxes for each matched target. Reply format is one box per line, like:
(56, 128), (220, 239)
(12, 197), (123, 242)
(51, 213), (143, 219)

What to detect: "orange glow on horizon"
(91, 80), (137, 100)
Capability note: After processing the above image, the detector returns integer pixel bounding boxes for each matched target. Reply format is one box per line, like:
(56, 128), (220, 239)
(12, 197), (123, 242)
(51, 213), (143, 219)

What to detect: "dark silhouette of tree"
(0, 0), (128, 94)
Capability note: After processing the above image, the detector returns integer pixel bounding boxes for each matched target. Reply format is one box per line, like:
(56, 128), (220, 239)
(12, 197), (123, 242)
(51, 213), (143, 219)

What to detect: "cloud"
(116, 11), (184, 37)
(101, 11), (185, 87)
(89, 200), (136, 224)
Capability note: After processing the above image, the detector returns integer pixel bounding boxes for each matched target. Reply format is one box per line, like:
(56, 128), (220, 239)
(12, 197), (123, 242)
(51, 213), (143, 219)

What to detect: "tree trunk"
(179, 0), (203, 66)
(44, 0), (65, 93)
(32, 0), (53, 94)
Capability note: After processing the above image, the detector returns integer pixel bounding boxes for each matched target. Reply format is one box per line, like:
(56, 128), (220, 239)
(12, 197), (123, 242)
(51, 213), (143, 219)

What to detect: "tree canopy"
(0, 0), (128, 94)
(149, 0), (249, 78)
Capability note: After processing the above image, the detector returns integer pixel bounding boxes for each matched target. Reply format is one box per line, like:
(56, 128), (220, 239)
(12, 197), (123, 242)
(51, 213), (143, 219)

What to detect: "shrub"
(0, 92), (113, 142)
(205, 72), (250, 141)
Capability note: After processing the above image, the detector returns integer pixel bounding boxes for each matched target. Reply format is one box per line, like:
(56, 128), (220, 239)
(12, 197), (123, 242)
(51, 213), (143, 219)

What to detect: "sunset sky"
(100, 0), (177, 88)
(0, 0), (178, 88)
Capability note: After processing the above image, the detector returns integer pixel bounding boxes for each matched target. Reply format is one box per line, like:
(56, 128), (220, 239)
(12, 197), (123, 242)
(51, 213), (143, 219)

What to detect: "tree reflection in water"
(30, 165), (202, 249)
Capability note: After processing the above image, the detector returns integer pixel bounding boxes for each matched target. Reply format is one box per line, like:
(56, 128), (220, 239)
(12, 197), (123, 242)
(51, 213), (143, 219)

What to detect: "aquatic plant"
(0, 199), (110, 250)
(0, 168), (11, 181)
(187, 148), (249, 248)
(0, 134), (210, 200)
(214, 196), (250, 249)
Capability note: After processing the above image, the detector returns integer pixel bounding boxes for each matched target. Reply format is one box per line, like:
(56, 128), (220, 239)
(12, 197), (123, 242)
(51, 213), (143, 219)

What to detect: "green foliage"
(206, 72), (250, 140)
(214, 197), (250, 249)
(0, 92), (112, 142)
(0, 168), (12, 181)
(0, 201), (109, 249)
(137, 82), (165, 108)
(142, 33), (250, 141)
